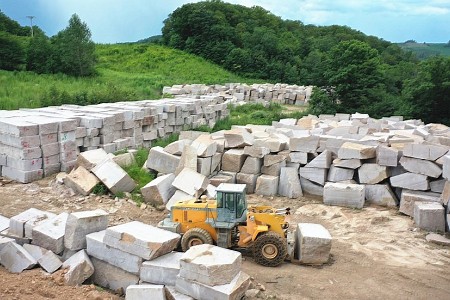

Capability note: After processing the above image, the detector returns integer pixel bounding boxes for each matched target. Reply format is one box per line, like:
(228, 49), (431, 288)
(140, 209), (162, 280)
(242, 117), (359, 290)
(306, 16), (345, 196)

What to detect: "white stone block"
(327, 165), (354, 182)
(0, 242), (37, 273)
(92, 159), (136, 194)
(64, 166), (100, 196)
(76, 148), (110, 170)
(295, 223), (332, 264)
(390, 172), (429, 191)
(146, 146), (181, 174)
(403, 143), (448, 161)
(289, 135), (319, 153)
(399, 190), (441, 216)
(376, 145), (398, 167)
(358, 163), (389, 184)
(414, 202), (445, 232)
(141, 173), (176, 205)
(90, 256), (139, 294)
(172, 168), (209, 196)
(255, 175), (279, 196)
(337, 142), (376, 159)
(221, 149), (247, 173)
(364, 184), (397, 207)
(306, 150), (332, 169)
(399, 156), (442, 178)
(9, 208), (50, 238)
(323, 182), (365, 209)
(299, 167), (327, 186)
(32, 212), (69, 254)
(278, 167), (303, 198)
(64, 209), (109, 250)
(126, 284), (166, 300)
(224, 128), (254, 148)
(62, 249), (94, 286)
(140, 251), (184, 285)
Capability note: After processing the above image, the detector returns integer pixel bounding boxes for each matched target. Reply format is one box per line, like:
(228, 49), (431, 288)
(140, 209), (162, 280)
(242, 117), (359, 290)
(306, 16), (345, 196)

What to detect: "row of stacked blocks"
(143, 112), (450, 234)
(0, 96), (229, 183)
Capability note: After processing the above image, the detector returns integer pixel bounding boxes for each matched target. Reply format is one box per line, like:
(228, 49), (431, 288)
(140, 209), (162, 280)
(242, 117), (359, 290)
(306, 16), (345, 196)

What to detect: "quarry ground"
(0, 175), (449, 300)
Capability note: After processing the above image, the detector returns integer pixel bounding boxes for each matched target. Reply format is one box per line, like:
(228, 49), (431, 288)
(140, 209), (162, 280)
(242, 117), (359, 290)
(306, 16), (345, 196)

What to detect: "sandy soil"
(0, 175), (449, 300)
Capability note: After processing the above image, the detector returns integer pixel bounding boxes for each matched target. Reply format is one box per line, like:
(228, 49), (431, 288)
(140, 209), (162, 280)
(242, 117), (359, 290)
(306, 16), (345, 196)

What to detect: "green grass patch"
(151, 133), (180, 148)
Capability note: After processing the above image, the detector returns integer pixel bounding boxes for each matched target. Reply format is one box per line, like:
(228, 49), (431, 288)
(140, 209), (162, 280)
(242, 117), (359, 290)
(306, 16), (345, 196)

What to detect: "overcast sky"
(1, 0), (449, 43)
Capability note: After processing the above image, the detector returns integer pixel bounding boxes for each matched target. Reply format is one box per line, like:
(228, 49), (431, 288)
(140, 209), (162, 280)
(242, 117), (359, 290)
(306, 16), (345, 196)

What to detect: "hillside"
(398, 42), (450, 60)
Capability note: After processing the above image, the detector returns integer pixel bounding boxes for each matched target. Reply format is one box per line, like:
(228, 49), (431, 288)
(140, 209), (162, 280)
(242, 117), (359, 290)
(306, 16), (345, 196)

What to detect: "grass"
(397, 42), (450, 60)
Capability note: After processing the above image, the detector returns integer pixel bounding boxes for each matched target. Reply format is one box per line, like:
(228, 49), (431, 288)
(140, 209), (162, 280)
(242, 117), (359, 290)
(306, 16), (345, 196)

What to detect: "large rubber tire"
(252, 232), (287, 267)
(181, 228), (213, 252)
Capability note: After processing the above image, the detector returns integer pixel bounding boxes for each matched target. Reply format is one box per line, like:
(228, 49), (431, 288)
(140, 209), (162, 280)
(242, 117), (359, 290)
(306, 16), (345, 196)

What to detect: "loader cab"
(215, 183), (247, 224)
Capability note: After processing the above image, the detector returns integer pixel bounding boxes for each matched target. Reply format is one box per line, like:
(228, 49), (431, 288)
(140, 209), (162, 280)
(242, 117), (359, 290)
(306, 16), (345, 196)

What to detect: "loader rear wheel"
(181, 228), (213, 252)
(252, 232), (287, 267)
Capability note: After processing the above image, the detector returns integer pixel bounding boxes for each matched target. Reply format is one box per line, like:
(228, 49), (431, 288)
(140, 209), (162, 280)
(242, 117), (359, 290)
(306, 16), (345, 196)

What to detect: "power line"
(26, 16), (35, 37)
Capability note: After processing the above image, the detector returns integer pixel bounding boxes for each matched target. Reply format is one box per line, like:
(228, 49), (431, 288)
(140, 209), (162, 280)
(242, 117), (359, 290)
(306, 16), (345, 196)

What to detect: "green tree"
(0, 31), (25, 70)
(52, 14), (96, 76)
(26, 32), (53, 73)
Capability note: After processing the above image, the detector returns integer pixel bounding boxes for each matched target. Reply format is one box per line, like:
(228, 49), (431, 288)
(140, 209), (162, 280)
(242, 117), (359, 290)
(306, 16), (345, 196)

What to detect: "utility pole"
(26, 16), (34, 37)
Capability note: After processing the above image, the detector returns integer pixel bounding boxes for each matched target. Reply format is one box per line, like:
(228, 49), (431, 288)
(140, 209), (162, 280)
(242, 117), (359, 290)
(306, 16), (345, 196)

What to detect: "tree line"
(0, 12), (95, 77)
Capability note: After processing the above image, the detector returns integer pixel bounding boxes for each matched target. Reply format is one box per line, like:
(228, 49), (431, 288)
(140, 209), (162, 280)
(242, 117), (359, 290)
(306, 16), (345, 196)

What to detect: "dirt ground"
(0, 175), (449, 300)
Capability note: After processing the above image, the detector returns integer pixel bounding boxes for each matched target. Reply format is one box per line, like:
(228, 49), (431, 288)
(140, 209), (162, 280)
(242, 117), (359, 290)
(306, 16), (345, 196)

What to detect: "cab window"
(216, 192), (223, 208)
(236, 193), (246, 217)
(225, 193), (235, 211)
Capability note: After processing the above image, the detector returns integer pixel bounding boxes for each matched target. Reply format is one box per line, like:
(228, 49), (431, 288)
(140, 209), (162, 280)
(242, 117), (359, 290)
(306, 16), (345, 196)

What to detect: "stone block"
(173, 168), (209, 196)
(430, 179), (446, 193)
(323, 182), (365, 209)
(9, 208), (50, 238)
(399, 190), (441, 216)
(92, 159), (136, 194)
(403, 143), (448, 161)
(104, 221), (180, 260)
(376, 145), (398, 167)
(0, 236), (14, 253)
(191, 134), (217, 157)
(62, 249), (94, 286)
(261, 160), (286, 177)
(289, 152), (308, 164)
(23, 244), (62, 273)
(146, 146), (181, 174)
(90, 257), (139, 294)
(337, 142), (376, 159)
(2, 166), (43, 183)
(197, 156), (212, 176)
(175, 144), (198, 175)
(165, 285), (194, 300)
(444, 154), (450, 180)
(426, 233), (450, 246)
(289, 135), (319, 153)
(306, 150), (332, 169)
(236, 173), (258, 194)
(414, 202), (445, 232)
(365, 184), (397, 207)
(32, 212), (69, 254)
(0, 242), (37, 273)
(76, 148), (110, 170)
(224, 128), (254, 148)
(210, 173), (235, 187)
(64, 166), (100, 196)
(126, 285), (166, 300)
(278, 167), (303, 198)
(113, 152), (136, 168)
(141, 173), (176, 206)
(399, 156), (442, 178)
(210, 152), (222, 173)
(300, 177), (324, 196)
(64, 209), (109, 250)
(86, 229), (143, 274)
(164, 139), (192, 155)
(140, 251), (184, 285)
(327, 165), (354, 182)
(240, 157), (262, 174)
(263, 154), (286, 167)
(166, 190), (193, 210)
(332, 158), (362, 169)
(255, 174), (279, 196)
(440, 181), (450, 206)
(175, 271), (250, 300)
(299, 167), (327, 186)
(390, 172), (429, 191)
(0, 215), (10, 233)
(358, 163), (389, 184)
(295, 223), (331, 264)
(243, 146), (270, 158)
(221, 149), (247, 173)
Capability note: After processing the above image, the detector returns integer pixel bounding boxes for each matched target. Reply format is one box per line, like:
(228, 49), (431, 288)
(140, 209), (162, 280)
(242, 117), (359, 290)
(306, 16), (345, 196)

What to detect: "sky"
(1, 0), (449, 43)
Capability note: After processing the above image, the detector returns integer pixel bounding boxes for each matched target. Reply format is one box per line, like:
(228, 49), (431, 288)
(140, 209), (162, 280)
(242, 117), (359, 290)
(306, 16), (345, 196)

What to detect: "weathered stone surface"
(224, 128), (254, 148)
(165, 285), (195, 300)
(323, 182), (365, 209)
(358, 163), (389, 184)
(90, 257), (139, 294)
(430, 179), (446, 193)
(327, 165), (354, 182)
(141, 173), (176, 205)
(289, 135), (319, 153)
(264, 154), (286, 167)
(141, 251), (184, 285)
(306, 150), (332, 169)
(104, 221), (180, 260)
(86, 230), (143, 274)
(255, 175), (279, 196)
(0, 236), (14, 254)
(376, 145), (398, 167)
(32, 212), (69, 254)
(440, 181), (450, 206)
(76, 148), (110, 170)
(299, 177), (324, 196)
(211, 152), (222, 173)
(295, 223), (331, 264)
(64, 209), (109, 250)
(64, 166), (100, 196)
(166, 190), (193, 210)
(236, 173), (258, 194)
(197, 156), (212, 176)
(403, 143), (448, 161)
(243, 146), (270, 158)
(0, 242), (37, 273)
(164, 139), (192, 155)
(337, 142), (376, 159)
(299, 167), (327, 186)
(261, 160), (286, 177)
(221, 149), (247, 173)
(23, 244), (62, 273)
(191, 134), (217, 157)
(172, 168), (209, 196)
(9, 208), (51, 238)
(365, 184), (398, 207)
(175, 144), (198, 175)
(278, 167), (303, 198)
(210, 173), (234, 187)
(126, 284), (166, 300)
(399, 190), (441, 217)
(390, 172), (429, 191)
(0, 215), (9, 233)
(414, 202), (445, 232)
(240, 157), (262, 174)
(425, 233), (450, 246)
(289, 152), (308, 164)
(62, 249), (94, 286)
(399, 156), (442, 178)
(112, 152), (136, 168)
(92, 159), (136, 194)
(442, 154), (450, 180)
(146, 146), (181, 174)
(332, 158), (361, 169)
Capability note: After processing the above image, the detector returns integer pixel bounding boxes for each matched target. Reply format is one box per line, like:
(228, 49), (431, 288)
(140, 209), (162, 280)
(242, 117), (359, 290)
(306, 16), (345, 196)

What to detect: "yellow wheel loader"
(158, 183), (292, 267)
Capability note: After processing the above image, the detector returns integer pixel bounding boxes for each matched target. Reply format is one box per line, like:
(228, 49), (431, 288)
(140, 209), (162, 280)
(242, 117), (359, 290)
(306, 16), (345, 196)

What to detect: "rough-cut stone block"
(236, 173), (258, 194)
(92, 159), (136, 194)
(104, 221), (180, 260)
(224, 128), (254, 148)
(323, 182), (365, 209)
(210, 173), (234, 187)
(146, 146), (181, 174)
(175, 144), (198, 175)
(166, 190), (193, 210)
(430, 179), (446, 193)
(358, 163), (389, 184)
(289, 135), (319, 153)
(261, 161), (286, 177)
(414, 202), (445, 232)
(64, 166), (100, 196)
(141, 251), (184, 285)
(255, 175), (279, 196)
(0, 242), (37, 273)
(306, 150), (332, 169)
(9, 208), (50, 238)
(240, 157), (262, 174)
(243, 146), (270, 158)
(425, 233), (450, 246)
(399, 156), (442, 178)
(191, 134), (217, 157)
(295, 223), (331, 264)
(76, 148), (110, 170)
(164, 139), (192, 155)
(210, 152), (222, 173)
(62, 249), (94, 286)
(86, 230), (143, 274)
(0, 236), (14, 253)
(376, 145), (398, 167)
(365, 184), (398, 207)
(222, 149), (247, 173)
(338, 142), (376, 159)
(173, 168), (209, 196)
(403, 143), (448, 161)
(278, 167), (303, 198)
(197, 156), (212, 176)
(440, 181), (450, 206)
(175, 271), (250, 300)
(32, 212), (69, 254)
(165, 285), (194, 300)
(64, 209), (109, 250)
(444, 154), (450, 180)
(399, 190), (441, 217)
(390, 172), (429, 191)
(289, 152), (308, 164)
(141, 173), (176, 205)
(90, 257), (139, 294)
(327, 165), (354, 182)
(332, 158), (361, 169)
(23, 244), (62, 273)
(264, 154), (286, 167)
(299, 167), (327, 186)
(300, 177), (324, 196)
(0, 215), (9, 233)
(126, 285), (166, 300)
(113, 152), (136, 168)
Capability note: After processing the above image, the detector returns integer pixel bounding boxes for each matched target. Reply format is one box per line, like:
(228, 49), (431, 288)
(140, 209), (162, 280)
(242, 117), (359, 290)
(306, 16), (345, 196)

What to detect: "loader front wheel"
(181, 228), (213, 252)
(252, 232), (287, 267)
